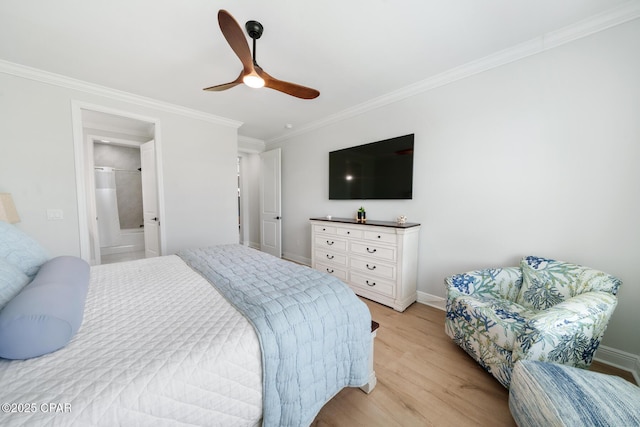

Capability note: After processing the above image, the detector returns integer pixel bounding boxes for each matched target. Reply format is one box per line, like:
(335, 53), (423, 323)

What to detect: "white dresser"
(310, 217), (421, 312)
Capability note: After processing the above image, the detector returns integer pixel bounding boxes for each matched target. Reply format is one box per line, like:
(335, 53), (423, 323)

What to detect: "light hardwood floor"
(312, 298), (636, 427)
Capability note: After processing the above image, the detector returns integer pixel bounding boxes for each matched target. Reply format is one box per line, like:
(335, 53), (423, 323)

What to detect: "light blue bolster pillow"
(0, 256), (90, 360)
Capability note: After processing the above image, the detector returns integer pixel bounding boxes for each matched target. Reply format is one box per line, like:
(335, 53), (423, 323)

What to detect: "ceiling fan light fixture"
(243, 73), (265, 88)
(206, 10), (319, 99)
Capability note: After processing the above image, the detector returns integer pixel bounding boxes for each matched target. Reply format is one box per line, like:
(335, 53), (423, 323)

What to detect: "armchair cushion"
(447, 290), (535, 351)
(516, 256), (621, 311)
(515, 291), (618, 366)
(446, 267), (523, 301)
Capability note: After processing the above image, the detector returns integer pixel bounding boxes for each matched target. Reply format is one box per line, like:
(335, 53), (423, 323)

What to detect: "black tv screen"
(329, 134), (414, 200)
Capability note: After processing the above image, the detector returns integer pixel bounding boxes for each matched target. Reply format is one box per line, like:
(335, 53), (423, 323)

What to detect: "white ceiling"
(0, 0), (633, 142)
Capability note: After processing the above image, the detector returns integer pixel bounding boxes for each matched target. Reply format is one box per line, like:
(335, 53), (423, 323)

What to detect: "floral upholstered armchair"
(444, 256), (621, 388)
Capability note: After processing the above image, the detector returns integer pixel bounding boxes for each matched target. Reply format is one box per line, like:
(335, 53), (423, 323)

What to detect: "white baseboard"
(100, 243), (144, 255)
(417, 291), (446, 311)
(242, 241), (261, 250)
(283, 252), (311, 266)
(416, 291), (639, 383)
(594, 345), (640, 384)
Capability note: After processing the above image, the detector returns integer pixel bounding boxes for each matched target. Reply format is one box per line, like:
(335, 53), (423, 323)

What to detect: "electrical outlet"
(46, 209), (64, 220)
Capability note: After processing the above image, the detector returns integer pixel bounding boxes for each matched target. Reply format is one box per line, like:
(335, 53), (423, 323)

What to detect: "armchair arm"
(514, 291), (618, 367)
(445, 266), (522, 301)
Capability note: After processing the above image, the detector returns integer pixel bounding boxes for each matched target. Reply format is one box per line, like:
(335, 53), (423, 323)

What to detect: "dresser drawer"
(363, 230), (397, 245)
(337, 227), (363, 239)
(314, 224), (337, 235)
(315, 262), (348, 281)
(350, 256), (396, 280)
(350, 242), (396, 261)
(315, 250), (348, 266)
(314, 236), (347, 252)
(350, 272), (395, 297)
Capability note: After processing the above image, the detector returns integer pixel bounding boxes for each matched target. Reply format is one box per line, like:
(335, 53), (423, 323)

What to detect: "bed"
(0, 242), (375, 427)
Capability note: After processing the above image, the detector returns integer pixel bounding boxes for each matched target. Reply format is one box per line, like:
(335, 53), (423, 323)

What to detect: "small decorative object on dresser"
(357, 206), (366, 223)
(310, 217), (421, 312)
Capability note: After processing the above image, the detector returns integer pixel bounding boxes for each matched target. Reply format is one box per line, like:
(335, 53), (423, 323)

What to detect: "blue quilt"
(178, 244), (371, 427)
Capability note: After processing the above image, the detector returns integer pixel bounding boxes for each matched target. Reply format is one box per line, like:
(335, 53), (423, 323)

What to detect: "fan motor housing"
(245, 20), (263, 39)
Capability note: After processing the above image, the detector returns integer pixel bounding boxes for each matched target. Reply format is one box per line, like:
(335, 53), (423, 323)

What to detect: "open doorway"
(93, 138), (145, 264)
(72, 103), (164, 265)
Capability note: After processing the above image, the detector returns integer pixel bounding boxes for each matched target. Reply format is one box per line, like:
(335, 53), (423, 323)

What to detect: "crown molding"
(267, 0), (640, 145)
(238, 135), (266, 154)
(0, 59), (243, 129)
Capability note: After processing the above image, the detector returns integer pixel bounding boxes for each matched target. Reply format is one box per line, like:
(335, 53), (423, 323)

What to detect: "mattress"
(0, 255), (263, 426)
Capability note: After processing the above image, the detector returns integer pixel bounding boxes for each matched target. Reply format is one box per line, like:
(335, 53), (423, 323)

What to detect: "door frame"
(71, 101), (166, 263)
(140, 139), (160, 258)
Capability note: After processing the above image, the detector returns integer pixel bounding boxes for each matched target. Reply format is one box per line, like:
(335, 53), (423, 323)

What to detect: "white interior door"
(141, 140), (160, 258)
(260, 148), (282, 258)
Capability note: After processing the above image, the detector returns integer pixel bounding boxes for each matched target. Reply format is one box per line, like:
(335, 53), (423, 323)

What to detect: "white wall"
(270, 20), (640, 360)
(0, 71), (239, 257)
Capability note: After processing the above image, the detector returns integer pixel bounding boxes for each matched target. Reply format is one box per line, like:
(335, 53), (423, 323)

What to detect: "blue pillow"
(0, 256), (90, 360)
(0, 258), (31, 311)
(0, 221), (49, 278)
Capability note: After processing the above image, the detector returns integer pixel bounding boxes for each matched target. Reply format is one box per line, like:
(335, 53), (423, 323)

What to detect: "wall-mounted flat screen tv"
(329, 134), (414, 200)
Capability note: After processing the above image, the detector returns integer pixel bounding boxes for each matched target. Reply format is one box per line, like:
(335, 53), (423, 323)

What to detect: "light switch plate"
(46, 209), (64, 220)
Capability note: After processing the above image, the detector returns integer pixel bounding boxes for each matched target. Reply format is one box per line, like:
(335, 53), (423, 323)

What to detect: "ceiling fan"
(204, 9), (320, 100)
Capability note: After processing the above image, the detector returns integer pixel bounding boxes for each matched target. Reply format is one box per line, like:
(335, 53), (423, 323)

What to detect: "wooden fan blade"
(257, 68), (320, 99)
(218, 9), (253, 74)
(203, 71), (244, 91)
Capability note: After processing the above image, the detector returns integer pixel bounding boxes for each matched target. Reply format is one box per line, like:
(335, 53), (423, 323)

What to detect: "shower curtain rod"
(94, 167), (141, 173)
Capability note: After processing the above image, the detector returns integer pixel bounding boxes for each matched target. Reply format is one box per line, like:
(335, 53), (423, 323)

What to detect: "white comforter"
(0, 255), (263, 427)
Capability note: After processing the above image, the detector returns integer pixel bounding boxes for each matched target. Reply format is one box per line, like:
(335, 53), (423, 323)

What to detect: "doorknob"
(152, 217), (158, 221)
(275, 216), (282, 220)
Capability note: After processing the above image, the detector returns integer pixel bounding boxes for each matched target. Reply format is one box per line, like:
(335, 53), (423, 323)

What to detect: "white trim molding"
(283, 252), (311, 267)
(417, 291), (446, 311)
(267, 0), (640, 145)
(0, 60), (243, 129)
(244, 241), (261, 251)
(238, 135), (266, 153)
(594, 345), (640, 384)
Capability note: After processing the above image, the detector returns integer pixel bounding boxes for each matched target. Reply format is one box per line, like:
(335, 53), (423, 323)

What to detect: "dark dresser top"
(310, 217), (420, 229)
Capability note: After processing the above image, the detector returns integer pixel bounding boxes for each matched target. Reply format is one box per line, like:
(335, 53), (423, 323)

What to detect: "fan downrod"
(245, 20), (263, 39)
